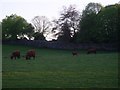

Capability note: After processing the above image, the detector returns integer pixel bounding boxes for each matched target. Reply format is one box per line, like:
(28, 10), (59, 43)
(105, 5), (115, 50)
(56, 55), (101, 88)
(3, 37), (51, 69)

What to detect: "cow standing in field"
(72, 48), (78, 56)
(87, 48), (96, 54)
(26, 50), (35, 60)
(11, 50), (20, 59)
(72, 51), (78, 56)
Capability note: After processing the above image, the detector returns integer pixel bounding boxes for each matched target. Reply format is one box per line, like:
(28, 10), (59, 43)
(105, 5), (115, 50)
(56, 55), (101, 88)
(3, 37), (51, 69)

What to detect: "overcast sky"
(0, 0), (119, 23)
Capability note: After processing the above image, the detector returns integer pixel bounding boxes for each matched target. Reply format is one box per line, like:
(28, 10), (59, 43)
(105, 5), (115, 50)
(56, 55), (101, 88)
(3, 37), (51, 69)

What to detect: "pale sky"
(0, 0), (119, 23)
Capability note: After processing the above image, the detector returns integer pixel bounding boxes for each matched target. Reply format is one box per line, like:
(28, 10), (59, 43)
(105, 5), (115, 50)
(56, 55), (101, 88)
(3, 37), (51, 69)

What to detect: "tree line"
(2, 2), (120, 44)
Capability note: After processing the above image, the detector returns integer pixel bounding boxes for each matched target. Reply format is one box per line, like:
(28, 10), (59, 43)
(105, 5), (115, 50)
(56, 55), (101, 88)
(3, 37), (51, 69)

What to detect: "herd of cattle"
(10, 48), (96, 60)
(72, 48), (96, 56)
(11, 49), (35, 60)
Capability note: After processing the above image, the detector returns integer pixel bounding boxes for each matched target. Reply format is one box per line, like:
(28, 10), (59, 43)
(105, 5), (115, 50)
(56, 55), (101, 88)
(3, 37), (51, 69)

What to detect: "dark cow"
(26, 50), (35, 60)
(87, 48), (96, 54)
(72, 51), (78, 56)
(11, 50), (20, 59)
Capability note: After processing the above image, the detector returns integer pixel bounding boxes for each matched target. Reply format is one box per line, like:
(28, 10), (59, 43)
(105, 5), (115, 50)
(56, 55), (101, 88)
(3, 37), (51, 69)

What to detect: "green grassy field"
(2, 44), (118, 88)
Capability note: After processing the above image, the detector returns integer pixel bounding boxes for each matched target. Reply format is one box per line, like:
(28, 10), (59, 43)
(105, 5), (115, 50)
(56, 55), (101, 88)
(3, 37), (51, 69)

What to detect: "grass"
(2, 44), (118, 88)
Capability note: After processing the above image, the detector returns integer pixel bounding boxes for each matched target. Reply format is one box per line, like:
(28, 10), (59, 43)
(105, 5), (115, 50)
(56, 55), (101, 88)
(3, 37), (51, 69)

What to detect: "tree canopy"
(1, 2), (119, 44)
(76, 3), (119, 43)
(32, 16), (52, 40)
(96, 4), (118, 43)
(54, 5), (80, 42)
(2, 14), (34, 40)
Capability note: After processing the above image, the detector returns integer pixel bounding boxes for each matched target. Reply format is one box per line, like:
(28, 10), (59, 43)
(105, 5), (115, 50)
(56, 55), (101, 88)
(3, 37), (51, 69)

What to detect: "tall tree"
(77, 2), (103, 43)
(32, 16), (52, 40)
(2, 14), (33, 40)
(55, 5), (80, 42)
(96, 4), (118, 43)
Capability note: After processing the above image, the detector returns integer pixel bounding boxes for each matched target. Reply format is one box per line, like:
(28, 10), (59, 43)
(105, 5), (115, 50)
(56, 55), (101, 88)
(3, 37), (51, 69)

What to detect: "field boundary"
(2, 40), (118, 51)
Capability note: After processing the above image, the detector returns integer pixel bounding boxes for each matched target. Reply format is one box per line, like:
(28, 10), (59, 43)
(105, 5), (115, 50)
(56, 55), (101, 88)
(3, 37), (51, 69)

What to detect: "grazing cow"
(26, 50), (35, 60)
(87, 48), (96, 54)
(72, 51), (78, 56)
(11, 50), (20, 59)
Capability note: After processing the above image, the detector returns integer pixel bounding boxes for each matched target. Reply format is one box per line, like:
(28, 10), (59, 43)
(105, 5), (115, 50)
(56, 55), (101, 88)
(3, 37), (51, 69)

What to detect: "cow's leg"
(11, 56), (13, 59)
(33, 56), (35, 59)
(94, 51), (96, 54)
(26, 56), (29, 60)
(18, 55), (20, 59)
(87, 51), (90, 54)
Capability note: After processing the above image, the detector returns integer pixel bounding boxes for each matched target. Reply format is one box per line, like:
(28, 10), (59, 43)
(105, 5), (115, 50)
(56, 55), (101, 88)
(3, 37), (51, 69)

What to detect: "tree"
(2, 14), (33, 40)
(57, 21), (71, 42)
(33, 32), (45, 40)
(77, 2), (103, 43)
(77, 3), (118, 43)
(20, 24), (34, 40)
(55, 5), (80, 42)
(32, 16), (52, 40)
(82, 2), (103, 17)
(96, 4), (118, 43)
